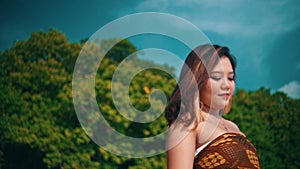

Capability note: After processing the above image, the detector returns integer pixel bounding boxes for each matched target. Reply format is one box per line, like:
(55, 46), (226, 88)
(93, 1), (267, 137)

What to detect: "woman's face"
(200, 56), (235, 110)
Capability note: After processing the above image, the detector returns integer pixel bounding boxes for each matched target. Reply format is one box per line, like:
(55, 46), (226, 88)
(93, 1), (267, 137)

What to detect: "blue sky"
(1, 0), (300, 98)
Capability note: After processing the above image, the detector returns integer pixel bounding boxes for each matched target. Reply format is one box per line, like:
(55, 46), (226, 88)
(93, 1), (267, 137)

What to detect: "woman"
(165, 44), (261, 169)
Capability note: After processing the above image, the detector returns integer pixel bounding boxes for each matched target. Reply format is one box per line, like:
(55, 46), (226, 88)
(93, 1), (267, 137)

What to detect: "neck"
(202, 105), (222, 119)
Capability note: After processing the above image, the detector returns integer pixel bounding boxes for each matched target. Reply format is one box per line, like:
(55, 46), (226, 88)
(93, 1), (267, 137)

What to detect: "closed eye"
(228, 77), (235, 81)
(211, 77), (222, 81)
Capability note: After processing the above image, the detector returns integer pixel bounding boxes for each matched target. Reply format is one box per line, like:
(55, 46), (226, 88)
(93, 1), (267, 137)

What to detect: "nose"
(221, 78), (230, 90)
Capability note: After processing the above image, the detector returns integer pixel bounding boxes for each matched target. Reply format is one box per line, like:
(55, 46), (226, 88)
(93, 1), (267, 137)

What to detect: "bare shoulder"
(224, 118), (239, 129)
(223, 118), (245, 135)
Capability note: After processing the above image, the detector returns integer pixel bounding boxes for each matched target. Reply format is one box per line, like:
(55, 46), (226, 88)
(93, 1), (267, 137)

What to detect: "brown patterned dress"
(194, 133), (261, 169)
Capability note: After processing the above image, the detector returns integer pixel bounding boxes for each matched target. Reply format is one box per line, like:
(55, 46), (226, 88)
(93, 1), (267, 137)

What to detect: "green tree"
(1, 29), (299, 169)
(0, 29), (176, 169)
(227, 88), (300, 169)
(0, 30), (99, 169)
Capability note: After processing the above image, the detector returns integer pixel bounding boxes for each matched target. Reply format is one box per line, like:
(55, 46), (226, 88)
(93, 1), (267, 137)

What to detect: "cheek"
(207, 80), (219, 93)
(230, 81), (236, 91)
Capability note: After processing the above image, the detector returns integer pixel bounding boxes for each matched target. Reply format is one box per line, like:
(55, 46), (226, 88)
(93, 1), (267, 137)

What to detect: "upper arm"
(166, 124), (196, 169)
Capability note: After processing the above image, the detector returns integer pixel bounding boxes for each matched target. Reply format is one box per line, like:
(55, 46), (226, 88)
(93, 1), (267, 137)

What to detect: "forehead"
(212, 57), (233, 72)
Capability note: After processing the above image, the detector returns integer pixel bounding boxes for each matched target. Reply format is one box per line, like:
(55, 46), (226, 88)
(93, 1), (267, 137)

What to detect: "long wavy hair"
(164, 44), (236, 127)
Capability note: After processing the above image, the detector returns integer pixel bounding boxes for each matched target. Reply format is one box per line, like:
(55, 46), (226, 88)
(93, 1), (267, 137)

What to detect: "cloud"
(200, 1), (299, 36)
(135, 0), (169, 11)
(278, 81), (300, 99)
(135, 0), (300, 37)
(296, 62), (300, 70)
(133, 0), (300, 92)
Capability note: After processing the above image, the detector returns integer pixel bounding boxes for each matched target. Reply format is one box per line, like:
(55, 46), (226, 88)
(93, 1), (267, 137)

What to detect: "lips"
(218, 93), (231, 99)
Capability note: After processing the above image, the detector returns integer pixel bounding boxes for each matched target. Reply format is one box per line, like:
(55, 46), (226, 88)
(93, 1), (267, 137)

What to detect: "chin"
(212, 101), (230, 110)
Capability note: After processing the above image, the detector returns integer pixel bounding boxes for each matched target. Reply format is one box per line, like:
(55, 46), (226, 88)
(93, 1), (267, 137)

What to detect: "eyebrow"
(211, 71), (234, 75)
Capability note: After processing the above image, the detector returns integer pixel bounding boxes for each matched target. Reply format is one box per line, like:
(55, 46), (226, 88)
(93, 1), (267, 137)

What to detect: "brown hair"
(164, 44), (236, 127)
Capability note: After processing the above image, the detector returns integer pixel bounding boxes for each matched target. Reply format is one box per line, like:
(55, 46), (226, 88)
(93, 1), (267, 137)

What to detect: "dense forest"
(0, 29), (299, 169)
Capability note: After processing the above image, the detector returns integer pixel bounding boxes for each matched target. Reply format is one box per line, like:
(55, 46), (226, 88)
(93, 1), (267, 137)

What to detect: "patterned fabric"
(194, 133), (261, 169)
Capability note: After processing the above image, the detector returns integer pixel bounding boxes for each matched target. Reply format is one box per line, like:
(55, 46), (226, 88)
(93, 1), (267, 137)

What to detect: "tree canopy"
(0, 29), (299, 169)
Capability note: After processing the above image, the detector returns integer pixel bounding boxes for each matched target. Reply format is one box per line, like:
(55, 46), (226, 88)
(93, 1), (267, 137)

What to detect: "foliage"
(0, 29), (299, 169)
(0, 29), (174, 169)
(227, 88), (300, 169)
